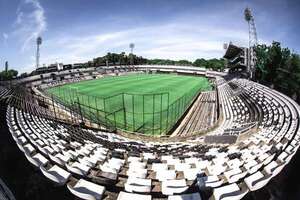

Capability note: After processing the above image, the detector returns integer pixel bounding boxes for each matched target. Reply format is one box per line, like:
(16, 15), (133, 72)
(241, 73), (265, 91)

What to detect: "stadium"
(1, 2), (300, 200)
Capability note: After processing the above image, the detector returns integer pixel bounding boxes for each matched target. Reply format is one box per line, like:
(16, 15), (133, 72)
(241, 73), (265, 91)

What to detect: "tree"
(0, 69), (18, 80)
(255, 41), (300, 101)
(193, 58), (225, 71)
(177, 60), (192, 66)
(255, 44), (269, 82)
(193, 58), (207, 67)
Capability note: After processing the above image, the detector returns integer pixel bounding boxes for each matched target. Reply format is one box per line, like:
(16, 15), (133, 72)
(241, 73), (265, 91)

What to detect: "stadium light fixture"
(36, 36), (42, 69)
(129, 43), (135, 66)
(129, 43), (135, 54)
(244, 7), (258, 80)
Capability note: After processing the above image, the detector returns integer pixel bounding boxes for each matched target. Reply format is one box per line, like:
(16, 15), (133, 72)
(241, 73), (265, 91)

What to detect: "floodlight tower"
(36, 36), (42, 69)
(129, 43), (135, 67)
(129, 43), (135, 54)
(244, 7), (258, 80)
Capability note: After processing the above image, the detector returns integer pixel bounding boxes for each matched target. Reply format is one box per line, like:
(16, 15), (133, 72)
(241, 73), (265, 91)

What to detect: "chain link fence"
(48, 86), (201, 135)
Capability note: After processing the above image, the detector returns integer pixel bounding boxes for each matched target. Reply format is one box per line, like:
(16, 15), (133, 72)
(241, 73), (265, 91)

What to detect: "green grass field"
(47, 74), (211, 135)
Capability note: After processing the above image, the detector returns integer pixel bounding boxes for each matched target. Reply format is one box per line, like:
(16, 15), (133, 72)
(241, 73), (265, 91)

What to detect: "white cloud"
(3, 33), (8, 44)
(3, 33), (8, 39)
(15, 11), (24, 25)
(37, 21), (248, 68)
(14, 6), (254, 73)
(18, 19), (251, 73)
(13, 0), (46, 52)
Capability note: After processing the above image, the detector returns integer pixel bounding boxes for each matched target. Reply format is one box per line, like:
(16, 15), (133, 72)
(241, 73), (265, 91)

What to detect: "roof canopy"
(223, 44), (243, 59)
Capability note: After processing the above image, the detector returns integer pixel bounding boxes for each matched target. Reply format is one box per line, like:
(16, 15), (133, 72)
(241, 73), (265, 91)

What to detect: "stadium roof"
(223, 44), (243, 59)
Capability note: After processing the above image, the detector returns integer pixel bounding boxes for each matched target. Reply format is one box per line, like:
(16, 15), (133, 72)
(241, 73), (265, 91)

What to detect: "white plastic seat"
(66, 162), (91, 176)
(162, 179), (188, 195)
(175, 163), (191, 171)
(264, 161), (285, 178)
(49, 153), (70, 166)
(244, 171), (272, 191)
(201, 176), (224, 188)
(156, 170), (176, 181)
(67, 179), (105, 200)
(143, 153), (156, 160)
(207, 164), (227, 176)
(128, 156), (142, 163)
(24, 152), (48, 168)
(117, 191), (151, 200)
(17, 136), (27, 145)
(244, 160), (262, 174)
(161, 155), (173, 161)
(63, 149), (79, 159)
(224, 168), (247, 184)
(152, 163), (168, 172)
(167, 159), (181, 166)
(127, 168), (148, 178)
(226, 158), (243, 169)
(183, 168), (201, 181)
(40, 165), (71, 185)
(78, 156), (98, 167)
(168, 192), (201, 200)
(183, 157), (197, 164)
(43, 146), (56, 155)
(195, 160), (210, 170)
(125, 177), (151, 193)
(211, 183), (248, 200)
(100, 163), (118, 174)
(23, 143), (35, 154)
(129, 161), (146, 169)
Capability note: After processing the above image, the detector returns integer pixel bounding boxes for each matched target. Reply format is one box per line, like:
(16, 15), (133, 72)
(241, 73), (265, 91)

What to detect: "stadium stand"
(174, 91), (217, 136)
(0, 86), (12, 100)
(1, 65), (300, 200)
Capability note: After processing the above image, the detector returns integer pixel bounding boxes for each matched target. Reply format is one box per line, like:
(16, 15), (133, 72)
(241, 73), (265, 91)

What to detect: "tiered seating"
(67, 179), (105, 200)
(176, 91), (217, 136)
(7, 105), (215, 199)
(207, 78), (266, 140)
(0, 86), (12, 100)
(5, 75), (300, 200)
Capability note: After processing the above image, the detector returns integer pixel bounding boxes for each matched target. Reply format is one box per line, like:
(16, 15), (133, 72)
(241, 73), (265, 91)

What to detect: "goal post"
(50, 88), (200, 135)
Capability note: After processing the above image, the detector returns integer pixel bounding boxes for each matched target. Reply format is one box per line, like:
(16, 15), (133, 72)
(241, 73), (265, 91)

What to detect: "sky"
(0, 0), (300, 73)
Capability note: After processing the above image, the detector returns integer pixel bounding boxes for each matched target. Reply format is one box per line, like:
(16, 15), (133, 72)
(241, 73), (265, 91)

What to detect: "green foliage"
(0, 69), (18, 81)
(93, 52), (147, 66)
(193, 58), (226, 71)
(255, 41), (300, 99)
(86, 52), (226, 72)
(255, 44), (269, 80)
(177, 60), (193, 65)
(146, 58), (193, 66)
(193, 58), (207, 67)
(145, 57), (225, 71)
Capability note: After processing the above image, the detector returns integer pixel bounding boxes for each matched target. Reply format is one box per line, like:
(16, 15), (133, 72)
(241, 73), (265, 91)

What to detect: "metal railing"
(46, 85), (201, 135)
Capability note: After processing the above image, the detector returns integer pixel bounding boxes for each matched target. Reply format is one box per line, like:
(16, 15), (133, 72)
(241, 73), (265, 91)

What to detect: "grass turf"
(47, 74), (211, 135)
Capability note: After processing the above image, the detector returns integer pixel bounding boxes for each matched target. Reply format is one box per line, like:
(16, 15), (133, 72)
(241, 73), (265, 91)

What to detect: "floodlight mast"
(129, 43), (135, 54)
(129, 43), (135, 66)
(244, 7), (258, 80)
(36, 37), (42, 69)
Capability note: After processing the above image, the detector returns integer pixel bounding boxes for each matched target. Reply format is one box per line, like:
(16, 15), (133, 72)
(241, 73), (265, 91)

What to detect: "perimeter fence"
(47, 85), (201, 135)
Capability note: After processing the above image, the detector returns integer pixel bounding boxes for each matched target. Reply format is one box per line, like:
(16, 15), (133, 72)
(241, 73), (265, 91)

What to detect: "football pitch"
(47, 74), (211, 135)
